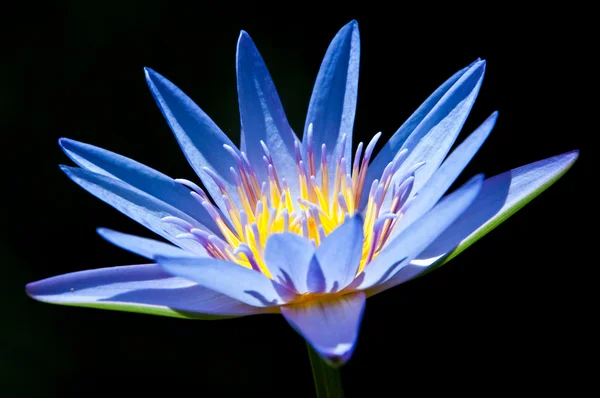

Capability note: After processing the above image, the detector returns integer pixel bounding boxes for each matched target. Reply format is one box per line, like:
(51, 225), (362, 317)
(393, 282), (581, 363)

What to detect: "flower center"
(167, 124), (422, 279)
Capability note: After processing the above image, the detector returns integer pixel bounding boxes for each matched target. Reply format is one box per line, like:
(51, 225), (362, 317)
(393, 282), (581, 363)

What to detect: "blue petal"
(263, 233), (315, 294)
(353, 174), (484, 291)
(61, 166), (208, 255)
(26, 264), (272, 319)
(314, 215), (364, 292)
(393, 112), (497, 236)
(303, 20), (359, 181)
(97, 228), (198, 260)
(416, 150), (580, 262)
(281, 291), (366, 367)
(362, 60), (485, 209)
(156, 256), (298, 307)
(236, 31), (300, 198)
(60, 138), (219, 233)
(144, 68), (242, 219)
(368, 151), (578, 296)
(364, 60), (479, 196)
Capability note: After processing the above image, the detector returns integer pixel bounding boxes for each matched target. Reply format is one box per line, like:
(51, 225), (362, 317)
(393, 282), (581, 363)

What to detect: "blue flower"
(26, 20), (578, 366)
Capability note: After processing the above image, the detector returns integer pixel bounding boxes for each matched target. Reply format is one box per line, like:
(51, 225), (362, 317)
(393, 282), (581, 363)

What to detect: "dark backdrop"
(2, 2), (587, 397)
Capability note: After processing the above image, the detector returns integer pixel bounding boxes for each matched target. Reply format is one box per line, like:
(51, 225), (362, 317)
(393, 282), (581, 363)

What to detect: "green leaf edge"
(30, 296), (243, 320)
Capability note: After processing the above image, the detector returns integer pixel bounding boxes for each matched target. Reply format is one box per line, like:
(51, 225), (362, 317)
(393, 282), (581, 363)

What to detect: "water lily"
(26, 20), (578, 370)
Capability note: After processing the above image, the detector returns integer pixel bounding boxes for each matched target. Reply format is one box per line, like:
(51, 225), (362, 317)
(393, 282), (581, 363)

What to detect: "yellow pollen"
(190, 135), (413, 282)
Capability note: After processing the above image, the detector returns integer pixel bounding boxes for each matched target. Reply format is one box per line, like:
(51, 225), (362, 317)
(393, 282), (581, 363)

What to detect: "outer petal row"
(60, 166), (208, 255)
(26, 264), (273, 319)
(368, 150), (579, 296)
(155, 256), (298, 308)
(59, 138), (220, 233)
(355, 173), (484, 291)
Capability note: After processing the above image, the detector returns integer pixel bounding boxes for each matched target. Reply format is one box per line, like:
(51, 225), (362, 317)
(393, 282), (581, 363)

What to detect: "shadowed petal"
(144, 68), (242, 219)
(26, 264), (273, 319)
(281, 292), (366, 367)
(264, 233), (315, 294)
(314, 215), (364, 292)
(394, 111), (497, 236)
(363, 60), (485, 209)
(61, 166), (208, 255)
(369, 150), (579, 296)
(354, 174), (484, 291)
(418, 150), (580, 264)
(97, 228), (198, 260)
(303, 20), (359, 181)
(156, 256), (298, 307)
(236, 31), (300, 198)
(59, 138), (220, 233)
(364, 60), (480, 195)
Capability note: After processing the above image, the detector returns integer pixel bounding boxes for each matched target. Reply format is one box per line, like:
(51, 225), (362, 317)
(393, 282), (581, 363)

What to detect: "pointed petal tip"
(96, 226), (107, 234)
(144, 67), (163, 84)
(238, 30), (250, 40)
(566, 149), (580, 161)
(96, 227), (113, 238)
(472, 173), (485, 185)
(25, 281), (36, 298)
(462, 173), (485, 196)
(58, 137), (86, 153)
(25, 278), (51, 301)
(547, 149), (580, 167)
(557, 149), (579, 168)
(483, 110), (499, 126)
(338, 19), (359, 35)
(473, 58), (486, 71)
(236, 30), (256, 54)
(312, 342), (356, 367)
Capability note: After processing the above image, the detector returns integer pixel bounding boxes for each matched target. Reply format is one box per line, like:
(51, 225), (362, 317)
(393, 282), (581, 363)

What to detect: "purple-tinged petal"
(156, 256), (298, 307)
(281, 291), (366, 367)
(363, 60), (485, 209)
(314, 215), (364, 292)
(144, 68), (242, 219)
(418, 150), (580, 263)
(59, 138), (220, 234)
(26, 264), (272, 319)
(97, 228), (198, 260)
(364, 60), (479, 195)
(61, 166), (208, 255)
(393, 112), (497, 237)
(353, 174), (484, 292)
(369, 150), (579, 296)
(236, 31), (300, 198)
(264, 233), (315, 294)
(303, 20), (359, 181)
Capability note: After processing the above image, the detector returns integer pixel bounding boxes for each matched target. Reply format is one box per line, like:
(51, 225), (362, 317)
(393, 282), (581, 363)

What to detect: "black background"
(2, 2), (588, 397)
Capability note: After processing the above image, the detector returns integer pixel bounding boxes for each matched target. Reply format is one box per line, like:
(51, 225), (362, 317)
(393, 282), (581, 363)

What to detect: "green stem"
(306, 343), (345, 398)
